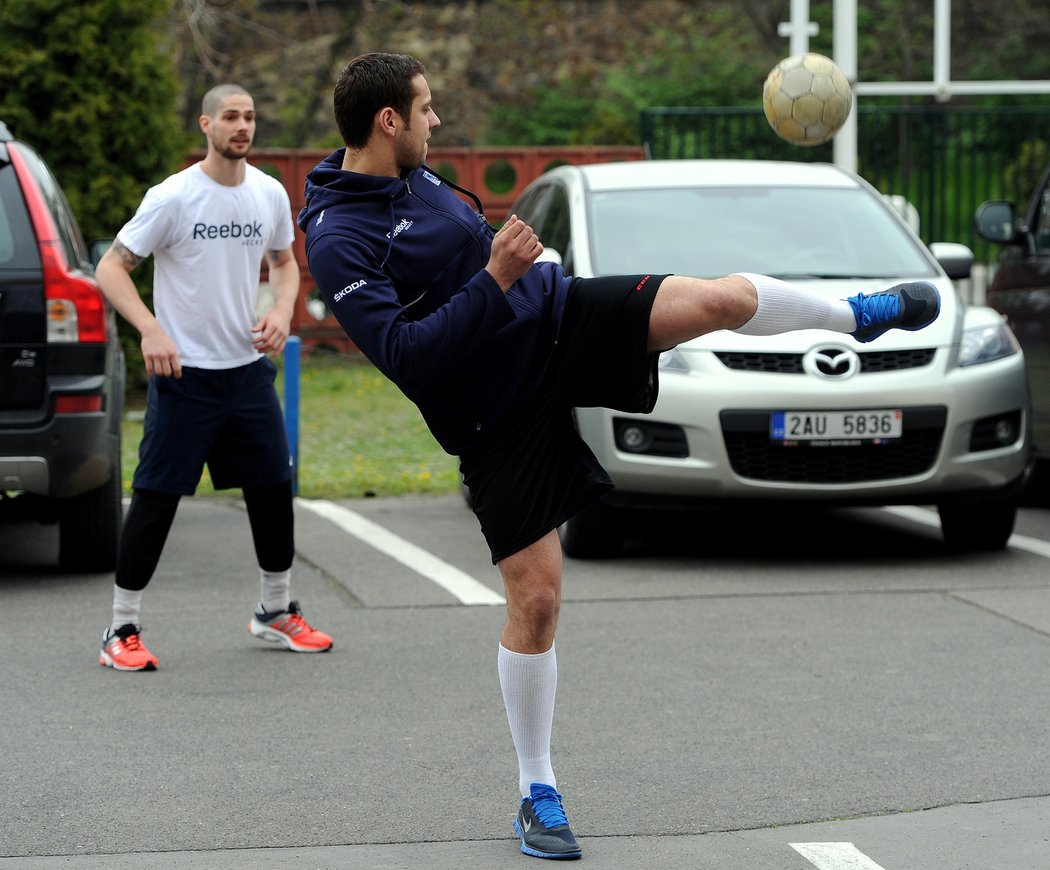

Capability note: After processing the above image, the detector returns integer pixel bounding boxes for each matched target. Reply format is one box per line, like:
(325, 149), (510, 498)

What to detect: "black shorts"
(461, 274), (666, 563)
(132, 357), (292, 495)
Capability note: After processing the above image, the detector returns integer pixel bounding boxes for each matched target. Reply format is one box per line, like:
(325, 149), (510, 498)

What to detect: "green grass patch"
(121, 351), (461, 500)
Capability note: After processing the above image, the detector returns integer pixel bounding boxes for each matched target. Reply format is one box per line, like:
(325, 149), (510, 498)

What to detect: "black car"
(975, 164), (1050, 484)
(0, 121), (125, 570)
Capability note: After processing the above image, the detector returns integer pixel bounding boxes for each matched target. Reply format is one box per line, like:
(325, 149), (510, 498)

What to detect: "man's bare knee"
(498, 531), (563, 652)
(647, 275), (758, 352)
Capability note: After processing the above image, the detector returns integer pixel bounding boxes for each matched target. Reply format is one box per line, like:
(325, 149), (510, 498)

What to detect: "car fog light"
(621, 425), (648, 450)
(613, 418), (689, 457)
(969, 410), (1022, 452)
(994, 419), (1016, 443)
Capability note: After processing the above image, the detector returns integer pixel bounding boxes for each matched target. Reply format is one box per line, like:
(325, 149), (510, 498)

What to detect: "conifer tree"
(0, 0), (188, 240)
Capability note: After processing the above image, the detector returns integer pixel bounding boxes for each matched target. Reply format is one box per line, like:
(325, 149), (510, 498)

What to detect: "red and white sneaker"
(249, 600), (333, 653)
(99, 624), (158, 671)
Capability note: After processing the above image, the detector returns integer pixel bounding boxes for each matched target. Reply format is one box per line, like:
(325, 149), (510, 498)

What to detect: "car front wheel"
(937, 499), (1017, 551)
(558, 501), (624, 559)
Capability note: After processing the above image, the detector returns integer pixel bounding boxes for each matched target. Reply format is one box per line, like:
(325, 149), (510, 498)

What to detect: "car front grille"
(719, 406), (947, 483)
(714, 348), (936, 374)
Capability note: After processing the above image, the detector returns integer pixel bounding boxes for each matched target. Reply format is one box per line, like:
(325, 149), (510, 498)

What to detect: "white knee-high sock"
(111, 585), (143, 631)
(732, 272), (857, 335)
(260, 569), (291, 614)
(498, 643), (558, 798)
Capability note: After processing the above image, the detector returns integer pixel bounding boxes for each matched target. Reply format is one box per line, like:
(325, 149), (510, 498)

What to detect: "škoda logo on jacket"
(333, 280), (367, 302)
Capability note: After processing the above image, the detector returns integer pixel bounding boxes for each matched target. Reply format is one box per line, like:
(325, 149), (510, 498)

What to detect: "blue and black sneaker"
(513, 782), (582, 860)
(848, 281), (940, 343)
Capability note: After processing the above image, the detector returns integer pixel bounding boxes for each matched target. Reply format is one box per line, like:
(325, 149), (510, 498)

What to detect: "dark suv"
(0, 121), (124, 570)
(975, 164), (1050, 484)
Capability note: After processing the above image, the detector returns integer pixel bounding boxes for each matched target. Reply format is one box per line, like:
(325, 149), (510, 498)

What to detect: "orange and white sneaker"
(99, 624), (158, 671)
(249, 600), (333, 653)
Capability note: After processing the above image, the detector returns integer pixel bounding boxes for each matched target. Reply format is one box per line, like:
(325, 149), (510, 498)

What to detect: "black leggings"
(115, 481), (294, 591)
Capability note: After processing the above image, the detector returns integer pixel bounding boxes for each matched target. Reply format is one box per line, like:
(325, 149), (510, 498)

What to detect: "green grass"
(120, 351), (461, 500)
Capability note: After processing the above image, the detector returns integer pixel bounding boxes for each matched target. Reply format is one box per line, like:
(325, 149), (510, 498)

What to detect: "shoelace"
(529, 786), (569, 828)
(853, 292), (900, 327)
(273, 612), (308, 636)
(118, 633), (145, 652)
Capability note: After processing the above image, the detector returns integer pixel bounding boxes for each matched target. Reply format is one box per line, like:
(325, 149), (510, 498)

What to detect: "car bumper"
(0, 412), (118, 498)
(574, 346), (1031, 506)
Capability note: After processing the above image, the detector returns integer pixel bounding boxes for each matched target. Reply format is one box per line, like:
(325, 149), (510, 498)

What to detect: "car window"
(541, 185), (572, 266)
(514, 184), (552, 234)
(0, 158), (41, 270)
(588, 185), (937, 280)
(17, 143), (91, 271)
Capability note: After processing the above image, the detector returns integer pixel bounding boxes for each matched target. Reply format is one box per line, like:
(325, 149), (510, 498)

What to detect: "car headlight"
(658, 348), (690, 372)
(957, 319), (1020, 367)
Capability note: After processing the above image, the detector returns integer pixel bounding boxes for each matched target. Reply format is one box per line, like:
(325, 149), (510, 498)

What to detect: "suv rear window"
(0, 156), (42, 270)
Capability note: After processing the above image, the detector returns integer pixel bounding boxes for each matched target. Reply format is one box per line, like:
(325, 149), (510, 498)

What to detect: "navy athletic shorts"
(132, 357), (292, 495)
(461, 273), (667, 563)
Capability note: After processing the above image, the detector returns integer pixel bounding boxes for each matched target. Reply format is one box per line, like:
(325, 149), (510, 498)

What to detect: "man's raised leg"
(646, 273), (939, 352)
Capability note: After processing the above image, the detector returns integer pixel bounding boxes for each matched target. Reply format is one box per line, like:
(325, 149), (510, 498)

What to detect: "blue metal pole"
(284, 335), (301, 496)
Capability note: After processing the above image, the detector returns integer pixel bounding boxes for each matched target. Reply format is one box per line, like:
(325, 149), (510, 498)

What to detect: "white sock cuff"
(260, 569), (291, 614)
(498, 643), (555, 661)
(112, 584), (143, 631)
(732, 272), (792, 293)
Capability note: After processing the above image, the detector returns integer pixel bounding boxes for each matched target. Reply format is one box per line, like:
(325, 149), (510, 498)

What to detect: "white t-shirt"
(117, 162), (295, 369)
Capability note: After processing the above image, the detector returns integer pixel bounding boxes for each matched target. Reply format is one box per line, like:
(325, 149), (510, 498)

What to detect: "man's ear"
(199, 114), (211, 136)
(377, 107), (399, 137)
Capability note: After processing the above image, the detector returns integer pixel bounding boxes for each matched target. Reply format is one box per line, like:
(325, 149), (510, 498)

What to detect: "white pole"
(833, 0), (858, 173)
(791, 0), (810, 55)
(778, 0), (819, 55)
(934, 0), (951, 101)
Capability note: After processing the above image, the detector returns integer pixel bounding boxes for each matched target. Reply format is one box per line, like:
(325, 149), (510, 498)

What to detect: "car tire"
(558, 501), (624, 559)
(59, 458), (123, 573)
(937, 499), (1017, 551)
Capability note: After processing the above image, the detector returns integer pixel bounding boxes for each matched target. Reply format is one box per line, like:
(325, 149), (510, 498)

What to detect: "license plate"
(770, 410), (903, 443)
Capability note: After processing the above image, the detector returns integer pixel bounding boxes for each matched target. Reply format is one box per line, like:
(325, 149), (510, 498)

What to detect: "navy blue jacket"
(298, 150), (572, 456)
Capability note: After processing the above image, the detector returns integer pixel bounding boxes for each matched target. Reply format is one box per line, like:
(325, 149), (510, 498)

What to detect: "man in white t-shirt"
(94, 84), (332, 671)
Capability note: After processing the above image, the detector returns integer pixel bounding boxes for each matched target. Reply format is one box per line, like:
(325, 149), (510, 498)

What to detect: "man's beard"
(215, 140), (251, 160)
(394, 131), (425, 172)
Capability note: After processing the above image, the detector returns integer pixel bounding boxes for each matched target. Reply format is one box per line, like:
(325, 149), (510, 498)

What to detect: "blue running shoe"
(848, 281), (940, 343)
(513, 782), (582, 860)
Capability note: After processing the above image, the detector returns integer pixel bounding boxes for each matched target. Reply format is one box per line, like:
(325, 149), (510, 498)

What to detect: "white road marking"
(881, 505), (1050, 559)
(296, 498), (505, 606)
(791, 842), (889, 870)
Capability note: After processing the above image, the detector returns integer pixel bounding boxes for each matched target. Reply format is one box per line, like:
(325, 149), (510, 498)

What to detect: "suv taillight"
(40, 238), (108, 343)
(8, 142), (109, 345)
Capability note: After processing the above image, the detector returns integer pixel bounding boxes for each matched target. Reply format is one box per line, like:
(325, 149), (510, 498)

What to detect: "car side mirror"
(929, 242), (974, 281)
(89, 239), (112, 268)
(974, 201), (1018, 244)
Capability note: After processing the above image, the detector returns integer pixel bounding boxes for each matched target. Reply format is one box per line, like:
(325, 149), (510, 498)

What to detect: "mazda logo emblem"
(803, 345), (860, 379)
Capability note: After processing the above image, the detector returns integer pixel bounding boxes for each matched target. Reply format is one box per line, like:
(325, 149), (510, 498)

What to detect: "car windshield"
(588, 185), (937, 280)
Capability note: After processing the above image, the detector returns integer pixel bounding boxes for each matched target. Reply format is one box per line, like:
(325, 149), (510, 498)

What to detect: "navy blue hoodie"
(298, 150), (573, 456)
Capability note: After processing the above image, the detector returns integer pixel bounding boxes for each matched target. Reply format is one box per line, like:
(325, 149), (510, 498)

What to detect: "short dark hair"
(333, 53), (425, 149)
(201, 83), (251, 118)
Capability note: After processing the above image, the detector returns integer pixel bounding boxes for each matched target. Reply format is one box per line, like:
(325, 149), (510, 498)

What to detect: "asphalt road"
(1, 493), (1048, 869)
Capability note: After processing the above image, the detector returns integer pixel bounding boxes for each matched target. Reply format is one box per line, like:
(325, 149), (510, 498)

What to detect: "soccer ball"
(762, 53), (853, 146)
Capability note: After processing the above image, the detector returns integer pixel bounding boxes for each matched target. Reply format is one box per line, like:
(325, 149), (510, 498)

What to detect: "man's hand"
(486, 215), (544, 292)
(140, 325), (182, 379)
(251, 308), (292, 356)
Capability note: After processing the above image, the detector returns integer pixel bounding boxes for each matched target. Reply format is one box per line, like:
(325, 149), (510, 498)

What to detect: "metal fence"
(641, 106), (1050, 264)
